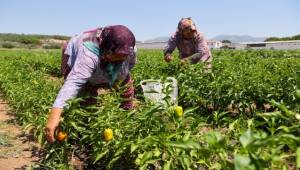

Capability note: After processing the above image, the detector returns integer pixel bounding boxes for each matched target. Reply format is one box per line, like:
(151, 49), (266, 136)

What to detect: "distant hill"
(265, 34), (300, 42)
(0, 33), (70, 42)
(213, 35), (266, 43)
(0, 33), (70, 49)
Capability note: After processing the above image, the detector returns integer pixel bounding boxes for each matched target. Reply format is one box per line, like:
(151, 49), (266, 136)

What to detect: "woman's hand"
(45, 108), (63, 143)
(164, 54), (173, 62)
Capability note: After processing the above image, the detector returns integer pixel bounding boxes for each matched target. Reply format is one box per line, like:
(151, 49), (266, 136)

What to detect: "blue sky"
(0, 0), (299, 41)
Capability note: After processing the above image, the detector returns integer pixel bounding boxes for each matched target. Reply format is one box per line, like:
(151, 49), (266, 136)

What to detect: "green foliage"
(222, 40), (232, 43)
(0, 33), (70, 49)
(0, 33), (70, 42)
(19, 36), (40, 44)
(265, 34), (300, 41)
(1, 42), (15, 48)
(43, 43), (61, 49)
(0, 49), (299, 169)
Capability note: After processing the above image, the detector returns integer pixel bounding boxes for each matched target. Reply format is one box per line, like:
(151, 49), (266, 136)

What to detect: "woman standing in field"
(45, 25), (136, 143)
(164, 17), (212, 68)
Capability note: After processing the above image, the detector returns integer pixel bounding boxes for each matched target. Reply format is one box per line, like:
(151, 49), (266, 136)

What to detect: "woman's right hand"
(45, 108), (63, 143)
(164, 54), (173, 62)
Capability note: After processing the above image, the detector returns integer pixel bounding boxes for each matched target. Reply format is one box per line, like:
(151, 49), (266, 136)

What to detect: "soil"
(0, 98), (41, 170)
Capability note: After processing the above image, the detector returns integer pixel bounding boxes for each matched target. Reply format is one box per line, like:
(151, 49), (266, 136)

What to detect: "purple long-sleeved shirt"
(53, 33), (136, 109)
(164, 31), (211, 64)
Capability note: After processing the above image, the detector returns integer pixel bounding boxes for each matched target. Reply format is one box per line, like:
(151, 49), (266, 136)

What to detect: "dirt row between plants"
(0, 96), (41, 170)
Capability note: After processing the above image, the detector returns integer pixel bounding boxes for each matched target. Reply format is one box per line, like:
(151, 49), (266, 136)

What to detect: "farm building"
(207, 40), (222, 49)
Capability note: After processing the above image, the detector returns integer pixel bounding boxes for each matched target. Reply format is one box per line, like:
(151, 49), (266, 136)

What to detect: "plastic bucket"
(140, 77), (178, 104)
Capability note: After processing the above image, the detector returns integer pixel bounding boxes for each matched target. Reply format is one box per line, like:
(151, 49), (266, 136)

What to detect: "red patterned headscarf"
(100, 25), (135, 56)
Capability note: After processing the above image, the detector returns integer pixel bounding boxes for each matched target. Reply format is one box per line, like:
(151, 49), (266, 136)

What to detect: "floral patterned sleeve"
(163, 33), (177, 56)
(190, 32), (212, 64)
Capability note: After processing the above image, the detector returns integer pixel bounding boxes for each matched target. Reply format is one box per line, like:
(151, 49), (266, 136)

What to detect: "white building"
(207, 40), (223, 49)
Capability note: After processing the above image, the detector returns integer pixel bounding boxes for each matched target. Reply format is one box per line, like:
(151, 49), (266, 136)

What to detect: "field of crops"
(0, 49), (299, 169)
